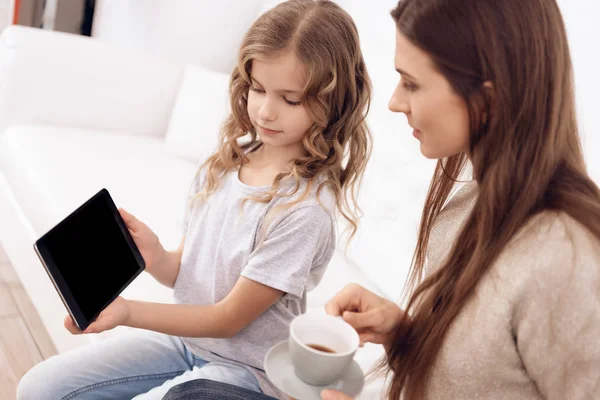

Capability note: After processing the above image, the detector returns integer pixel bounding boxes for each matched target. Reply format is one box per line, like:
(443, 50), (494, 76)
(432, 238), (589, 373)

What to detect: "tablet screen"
(39, 190), (143, 322)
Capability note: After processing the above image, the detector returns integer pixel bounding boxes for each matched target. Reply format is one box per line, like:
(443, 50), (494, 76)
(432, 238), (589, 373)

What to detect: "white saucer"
(264, 341), (364, 400)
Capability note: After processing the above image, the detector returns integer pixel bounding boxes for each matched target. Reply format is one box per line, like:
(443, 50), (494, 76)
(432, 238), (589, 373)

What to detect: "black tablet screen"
(44, 194), (141, 321)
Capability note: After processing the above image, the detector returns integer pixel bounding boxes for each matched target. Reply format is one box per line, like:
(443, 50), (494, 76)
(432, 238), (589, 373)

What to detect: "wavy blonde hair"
(192, 0), (372, 238)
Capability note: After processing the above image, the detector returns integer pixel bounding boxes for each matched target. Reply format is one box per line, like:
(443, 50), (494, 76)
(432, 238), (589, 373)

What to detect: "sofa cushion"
(165, 64), (230, 164)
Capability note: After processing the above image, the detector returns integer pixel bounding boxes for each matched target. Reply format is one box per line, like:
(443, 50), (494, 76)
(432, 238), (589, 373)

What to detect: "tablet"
(34, 188), (145, 331)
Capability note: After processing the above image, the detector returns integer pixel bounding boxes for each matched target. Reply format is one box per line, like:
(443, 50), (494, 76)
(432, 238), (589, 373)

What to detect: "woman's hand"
(325, 283), (406, 347)
(64, 296), (130, 334)
(119, 208), (164, 276)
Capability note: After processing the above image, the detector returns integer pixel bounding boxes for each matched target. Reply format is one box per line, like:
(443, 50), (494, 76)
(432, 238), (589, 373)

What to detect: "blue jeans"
(163, 379), (276, 400)
(17, 330), (262, 400)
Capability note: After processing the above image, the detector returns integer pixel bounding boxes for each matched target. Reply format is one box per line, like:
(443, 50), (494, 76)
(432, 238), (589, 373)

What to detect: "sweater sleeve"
(512, 219), (600, 399)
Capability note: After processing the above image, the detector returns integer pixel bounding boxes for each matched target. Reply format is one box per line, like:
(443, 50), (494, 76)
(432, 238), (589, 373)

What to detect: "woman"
(323, 0), (600, 399)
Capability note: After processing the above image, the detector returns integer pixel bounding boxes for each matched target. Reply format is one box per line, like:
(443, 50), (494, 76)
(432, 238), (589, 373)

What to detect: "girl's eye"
(249, 85), (301, 105)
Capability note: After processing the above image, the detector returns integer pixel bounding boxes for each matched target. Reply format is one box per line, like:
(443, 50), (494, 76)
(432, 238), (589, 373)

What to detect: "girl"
(17, 1), (371, 399)
(323, 0), (600, 399)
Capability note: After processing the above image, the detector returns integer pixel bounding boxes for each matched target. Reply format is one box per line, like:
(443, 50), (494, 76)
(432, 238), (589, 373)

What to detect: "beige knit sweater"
(420, 181), (600, 399)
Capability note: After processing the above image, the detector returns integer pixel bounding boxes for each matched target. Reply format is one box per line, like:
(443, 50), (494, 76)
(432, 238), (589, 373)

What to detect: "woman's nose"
(389, 85), (409, 114)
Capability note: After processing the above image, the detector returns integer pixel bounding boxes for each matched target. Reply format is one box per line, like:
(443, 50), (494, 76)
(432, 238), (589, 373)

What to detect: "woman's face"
(388, 30), (471, 159)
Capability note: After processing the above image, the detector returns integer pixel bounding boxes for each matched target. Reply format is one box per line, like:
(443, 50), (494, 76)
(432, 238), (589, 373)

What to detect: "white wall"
(558, 0), (600, 183)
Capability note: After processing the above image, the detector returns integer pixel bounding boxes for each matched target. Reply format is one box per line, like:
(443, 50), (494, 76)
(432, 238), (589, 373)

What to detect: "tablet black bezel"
(33, 188), (145, 331)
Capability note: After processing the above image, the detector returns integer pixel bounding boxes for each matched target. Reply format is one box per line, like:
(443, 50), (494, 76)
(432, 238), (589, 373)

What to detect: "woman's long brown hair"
(386, 0), (600, 398)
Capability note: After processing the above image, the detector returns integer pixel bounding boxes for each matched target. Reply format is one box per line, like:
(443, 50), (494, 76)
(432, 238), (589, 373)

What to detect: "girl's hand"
(64, 296), (130, 335)
(325, 284), (406, 347)
(321, 389), (354, 400)
(118, 208), (164, 276)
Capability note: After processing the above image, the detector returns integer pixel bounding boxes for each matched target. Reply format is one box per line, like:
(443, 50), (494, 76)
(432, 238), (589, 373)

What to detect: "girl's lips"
(258, 125), (282, 135)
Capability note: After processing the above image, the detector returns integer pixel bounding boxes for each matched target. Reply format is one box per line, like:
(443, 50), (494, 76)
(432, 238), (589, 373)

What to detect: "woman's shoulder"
(497, 213), (600, 398)
(483, 210), (600, 337)
(511, 211), (599, 253)
(497, 211), (600, 287)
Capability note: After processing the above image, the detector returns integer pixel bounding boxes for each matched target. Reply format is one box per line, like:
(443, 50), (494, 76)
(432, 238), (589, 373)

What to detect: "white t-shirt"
(174, 168), (336, 397)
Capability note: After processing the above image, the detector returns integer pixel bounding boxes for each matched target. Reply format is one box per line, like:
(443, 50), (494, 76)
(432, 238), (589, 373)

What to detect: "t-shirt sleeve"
(241, 205), (335, 299)
(181, 166), (206, 235)
(512, 227), (600, 398)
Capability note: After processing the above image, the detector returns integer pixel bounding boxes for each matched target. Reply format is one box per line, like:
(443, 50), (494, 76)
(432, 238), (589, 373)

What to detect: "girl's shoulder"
(257, 177), (337, 238)
(278, 175), (337, 213)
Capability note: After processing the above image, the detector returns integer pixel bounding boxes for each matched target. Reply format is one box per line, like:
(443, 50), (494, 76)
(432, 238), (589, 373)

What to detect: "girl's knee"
(17, 363), (46, 400)
(17, 359), (70, 400)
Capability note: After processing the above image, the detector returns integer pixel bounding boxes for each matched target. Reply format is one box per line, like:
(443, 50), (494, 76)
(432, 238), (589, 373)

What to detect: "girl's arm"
(127, 277), (283, 337)
(148, 237), (185, 288)
(67, 276), (283, 338)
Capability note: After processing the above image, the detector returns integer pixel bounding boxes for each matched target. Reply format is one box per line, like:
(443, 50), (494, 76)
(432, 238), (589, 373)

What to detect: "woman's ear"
(481, 81), (495, 125)
(482, 81), (494, 91)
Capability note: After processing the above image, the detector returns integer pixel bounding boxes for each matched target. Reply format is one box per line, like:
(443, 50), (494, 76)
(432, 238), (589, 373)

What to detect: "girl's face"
(388, 30), (471, 159)
(247, 52), (314, 155)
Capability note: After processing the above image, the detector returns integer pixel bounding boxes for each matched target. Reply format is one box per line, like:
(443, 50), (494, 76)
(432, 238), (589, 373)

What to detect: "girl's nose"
(258, 99), (277, 122)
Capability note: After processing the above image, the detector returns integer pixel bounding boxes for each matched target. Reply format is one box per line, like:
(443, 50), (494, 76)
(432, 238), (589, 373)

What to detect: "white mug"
(288, 313), (359, 386)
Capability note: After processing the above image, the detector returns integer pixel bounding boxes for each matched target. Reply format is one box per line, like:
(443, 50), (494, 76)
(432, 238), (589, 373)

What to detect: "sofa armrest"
(0, 26), (185, 138)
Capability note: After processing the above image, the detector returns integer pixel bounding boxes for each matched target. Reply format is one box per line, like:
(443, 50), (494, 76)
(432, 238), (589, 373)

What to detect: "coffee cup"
(288, 313), (359, 386)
